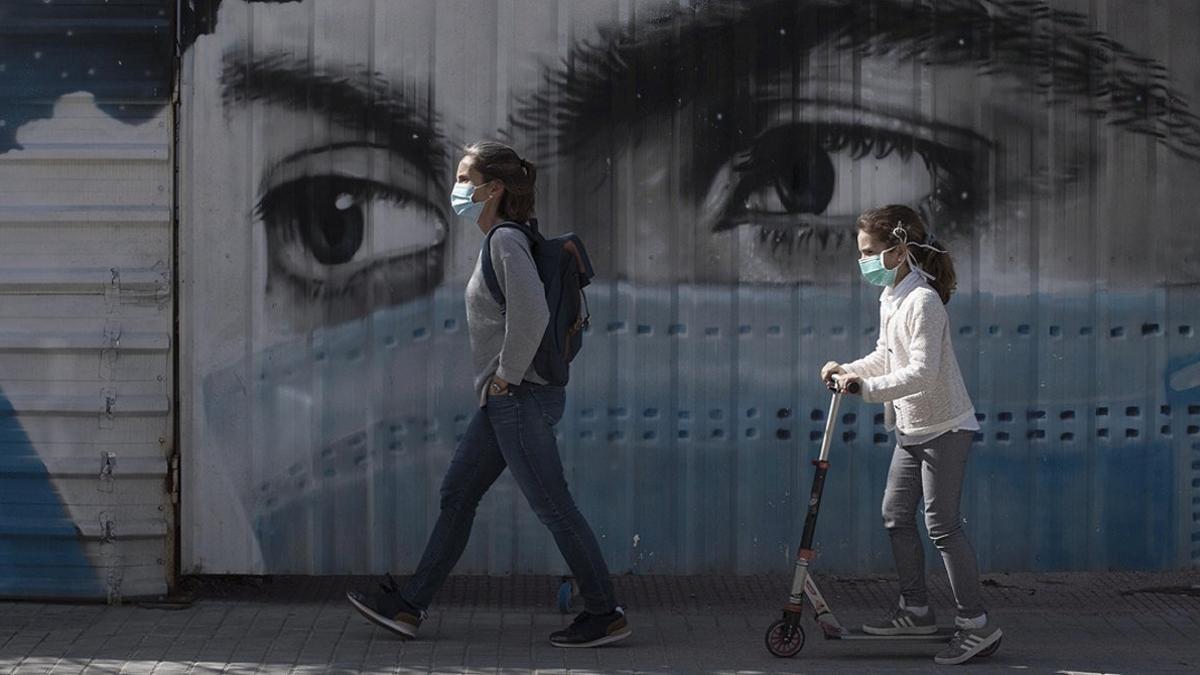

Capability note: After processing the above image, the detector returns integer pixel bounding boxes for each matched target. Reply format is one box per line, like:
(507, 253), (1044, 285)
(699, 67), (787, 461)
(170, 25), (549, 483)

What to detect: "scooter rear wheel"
(764, 619), (806, 657)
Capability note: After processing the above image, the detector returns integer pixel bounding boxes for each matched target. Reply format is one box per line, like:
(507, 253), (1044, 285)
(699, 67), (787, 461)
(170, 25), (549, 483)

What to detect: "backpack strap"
(559, 235), (595, 287)
(480, 220), (540, 308)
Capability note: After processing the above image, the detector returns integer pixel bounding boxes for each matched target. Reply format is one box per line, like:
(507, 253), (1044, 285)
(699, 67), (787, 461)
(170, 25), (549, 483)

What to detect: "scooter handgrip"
(829, 374), (861, 394)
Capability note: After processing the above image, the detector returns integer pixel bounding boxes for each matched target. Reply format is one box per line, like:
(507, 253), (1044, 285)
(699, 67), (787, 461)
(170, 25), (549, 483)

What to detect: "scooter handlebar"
(829, 374), (861, 395)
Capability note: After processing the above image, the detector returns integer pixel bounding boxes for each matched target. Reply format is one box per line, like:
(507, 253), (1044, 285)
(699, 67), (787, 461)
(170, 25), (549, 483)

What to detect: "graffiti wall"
(0, 1), (175, 599)
(178, 0), (1200, 575)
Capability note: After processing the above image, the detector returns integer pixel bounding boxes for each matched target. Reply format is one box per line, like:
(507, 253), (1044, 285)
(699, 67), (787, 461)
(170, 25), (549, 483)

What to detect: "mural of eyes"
(255, 173), (446, 294)
(703, 117), (988, 256)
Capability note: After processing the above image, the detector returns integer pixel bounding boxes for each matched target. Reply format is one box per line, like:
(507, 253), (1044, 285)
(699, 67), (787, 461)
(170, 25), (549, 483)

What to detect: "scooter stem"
(818, 391), (842, 463)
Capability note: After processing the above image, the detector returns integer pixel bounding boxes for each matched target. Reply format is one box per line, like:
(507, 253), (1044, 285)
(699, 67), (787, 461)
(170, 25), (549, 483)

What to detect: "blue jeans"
(402, 383), (618, 615)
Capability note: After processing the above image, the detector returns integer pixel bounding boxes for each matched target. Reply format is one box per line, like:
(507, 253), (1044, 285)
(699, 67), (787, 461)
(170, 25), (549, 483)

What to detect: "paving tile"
(0, 571), (1195, 674)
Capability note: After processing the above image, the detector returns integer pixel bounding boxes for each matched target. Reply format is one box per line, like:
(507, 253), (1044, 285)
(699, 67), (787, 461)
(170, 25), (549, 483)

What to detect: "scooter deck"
(825, 627), (956, 642)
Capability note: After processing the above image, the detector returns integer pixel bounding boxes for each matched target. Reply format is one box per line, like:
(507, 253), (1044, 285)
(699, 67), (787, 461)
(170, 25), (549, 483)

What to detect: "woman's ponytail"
(913, 238), (957, 305)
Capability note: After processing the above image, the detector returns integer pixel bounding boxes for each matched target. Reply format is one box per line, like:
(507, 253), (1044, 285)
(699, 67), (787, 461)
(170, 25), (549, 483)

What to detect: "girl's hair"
(464, 141), (537, 222)
(856, 204), (957, 304)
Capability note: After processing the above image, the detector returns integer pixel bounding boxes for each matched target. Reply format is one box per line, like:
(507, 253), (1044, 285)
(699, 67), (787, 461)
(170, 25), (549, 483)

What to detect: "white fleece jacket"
(842, 276), (976, 437)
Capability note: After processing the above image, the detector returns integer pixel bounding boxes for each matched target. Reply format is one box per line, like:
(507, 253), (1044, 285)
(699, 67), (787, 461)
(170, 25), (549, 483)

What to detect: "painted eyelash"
(841, 126), (981, 222)
(735, 122), (975, 183)
(255, 176), (417, 232)
(514, 0), (1200, 163)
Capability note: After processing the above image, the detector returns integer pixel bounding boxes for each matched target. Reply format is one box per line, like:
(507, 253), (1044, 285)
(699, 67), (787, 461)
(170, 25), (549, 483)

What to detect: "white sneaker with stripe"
(860, 604), (938, 636)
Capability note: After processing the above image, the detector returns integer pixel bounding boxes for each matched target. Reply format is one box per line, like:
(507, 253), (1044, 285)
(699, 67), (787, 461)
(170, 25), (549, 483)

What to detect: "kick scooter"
(763, 376), (1001, 659)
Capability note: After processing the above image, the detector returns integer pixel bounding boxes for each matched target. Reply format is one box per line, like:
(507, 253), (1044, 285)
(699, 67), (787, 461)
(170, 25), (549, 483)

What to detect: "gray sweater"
(466, 226), (549, 406)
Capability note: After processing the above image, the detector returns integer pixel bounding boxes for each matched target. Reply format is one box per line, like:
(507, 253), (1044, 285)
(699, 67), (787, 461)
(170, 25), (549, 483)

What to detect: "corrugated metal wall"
(0, 1), (175, 599)
(179, 0), (1200, 576)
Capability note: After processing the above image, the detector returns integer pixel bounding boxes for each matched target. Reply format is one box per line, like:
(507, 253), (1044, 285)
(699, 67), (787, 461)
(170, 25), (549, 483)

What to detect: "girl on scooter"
(821, 204), (1002, 666)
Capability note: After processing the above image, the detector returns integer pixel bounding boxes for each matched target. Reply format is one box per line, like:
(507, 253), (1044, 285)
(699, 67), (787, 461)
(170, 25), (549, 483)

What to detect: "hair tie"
(908, 231), (948, 255)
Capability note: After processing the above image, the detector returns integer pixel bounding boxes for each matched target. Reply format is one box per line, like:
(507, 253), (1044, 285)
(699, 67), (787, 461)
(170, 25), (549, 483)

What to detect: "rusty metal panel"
(0, 1), (174, 599)
(179, 0), (1200, 576)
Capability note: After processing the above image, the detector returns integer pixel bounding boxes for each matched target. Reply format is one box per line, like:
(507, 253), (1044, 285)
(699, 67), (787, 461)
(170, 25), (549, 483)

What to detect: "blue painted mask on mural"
(201, 281), (869, 572)
(858, 246), (900, 287)
(450, 181), (487, 219)
(199, 280), (1196, 575)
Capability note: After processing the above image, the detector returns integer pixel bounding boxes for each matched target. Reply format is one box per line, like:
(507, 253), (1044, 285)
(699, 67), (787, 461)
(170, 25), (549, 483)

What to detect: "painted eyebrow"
(514, 0), (1200, 162)
(220, 52), (448, 179)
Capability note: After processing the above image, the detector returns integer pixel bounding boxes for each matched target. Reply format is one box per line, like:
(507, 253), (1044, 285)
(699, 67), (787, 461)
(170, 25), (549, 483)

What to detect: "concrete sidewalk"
(1, 569), (1197, 674)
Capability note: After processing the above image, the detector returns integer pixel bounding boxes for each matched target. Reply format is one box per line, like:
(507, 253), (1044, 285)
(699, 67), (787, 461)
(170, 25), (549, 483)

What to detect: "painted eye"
(706, 122), (980, 256)
(741, 150), (836, 217)
(257, 175), (446, 284)
(295, 181), (366, 265)
(736, 143), (928, 222)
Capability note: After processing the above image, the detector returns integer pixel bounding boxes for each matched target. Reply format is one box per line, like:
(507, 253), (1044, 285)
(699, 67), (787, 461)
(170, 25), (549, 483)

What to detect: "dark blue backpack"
(481, 219), (594, 386)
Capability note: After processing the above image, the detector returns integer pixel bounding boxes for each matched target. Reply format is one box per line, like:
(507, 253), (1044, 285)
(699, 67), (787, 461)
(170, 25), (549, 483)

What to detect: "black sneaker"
(549, 607), (632, 648)
(346, 574), (426, 639)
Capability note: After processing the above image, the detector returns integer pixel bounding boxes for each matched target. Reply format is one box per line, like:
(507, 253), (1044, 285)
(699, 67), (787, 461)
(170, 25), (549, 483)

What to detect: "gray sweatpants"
(882, 429), (985, 619)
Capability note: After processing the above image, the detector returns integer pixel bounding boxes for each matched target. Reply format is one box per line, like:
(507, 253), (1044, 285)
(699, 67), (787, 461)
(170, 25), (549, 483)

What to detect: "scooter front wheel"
(764, 619), (805, 657)
(977, 635), (1002, 658)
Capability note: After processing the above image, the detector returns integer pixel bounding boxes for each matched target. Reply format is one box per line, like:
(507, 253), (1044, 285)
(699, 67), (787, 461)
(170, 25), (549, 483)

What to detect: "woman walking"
(348, 141), (629, 648)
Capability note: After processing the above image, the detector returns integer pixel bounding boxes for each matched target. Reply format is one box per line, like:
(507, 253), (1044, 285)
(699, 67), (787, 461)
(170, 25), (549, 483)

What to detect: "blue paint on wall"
(1164, 351), (1200, 564)
(0, 388), (102, 598)
(1100, 442), (1175, 568)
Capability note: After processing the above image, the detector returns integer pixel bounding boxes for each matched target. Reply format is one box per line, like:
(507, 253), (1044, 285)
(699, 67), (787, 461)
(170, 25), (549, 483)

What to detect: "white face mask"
(450, 181), (488, 218)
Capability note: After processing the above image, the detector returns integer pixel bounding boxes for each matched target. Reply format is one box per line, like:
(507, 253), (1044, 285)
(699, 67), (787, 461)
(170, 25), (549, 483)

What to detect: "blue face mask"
(858, 246), (900, 286)
(450, 181), (487, 219)
(197, 281), (1168, 575)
